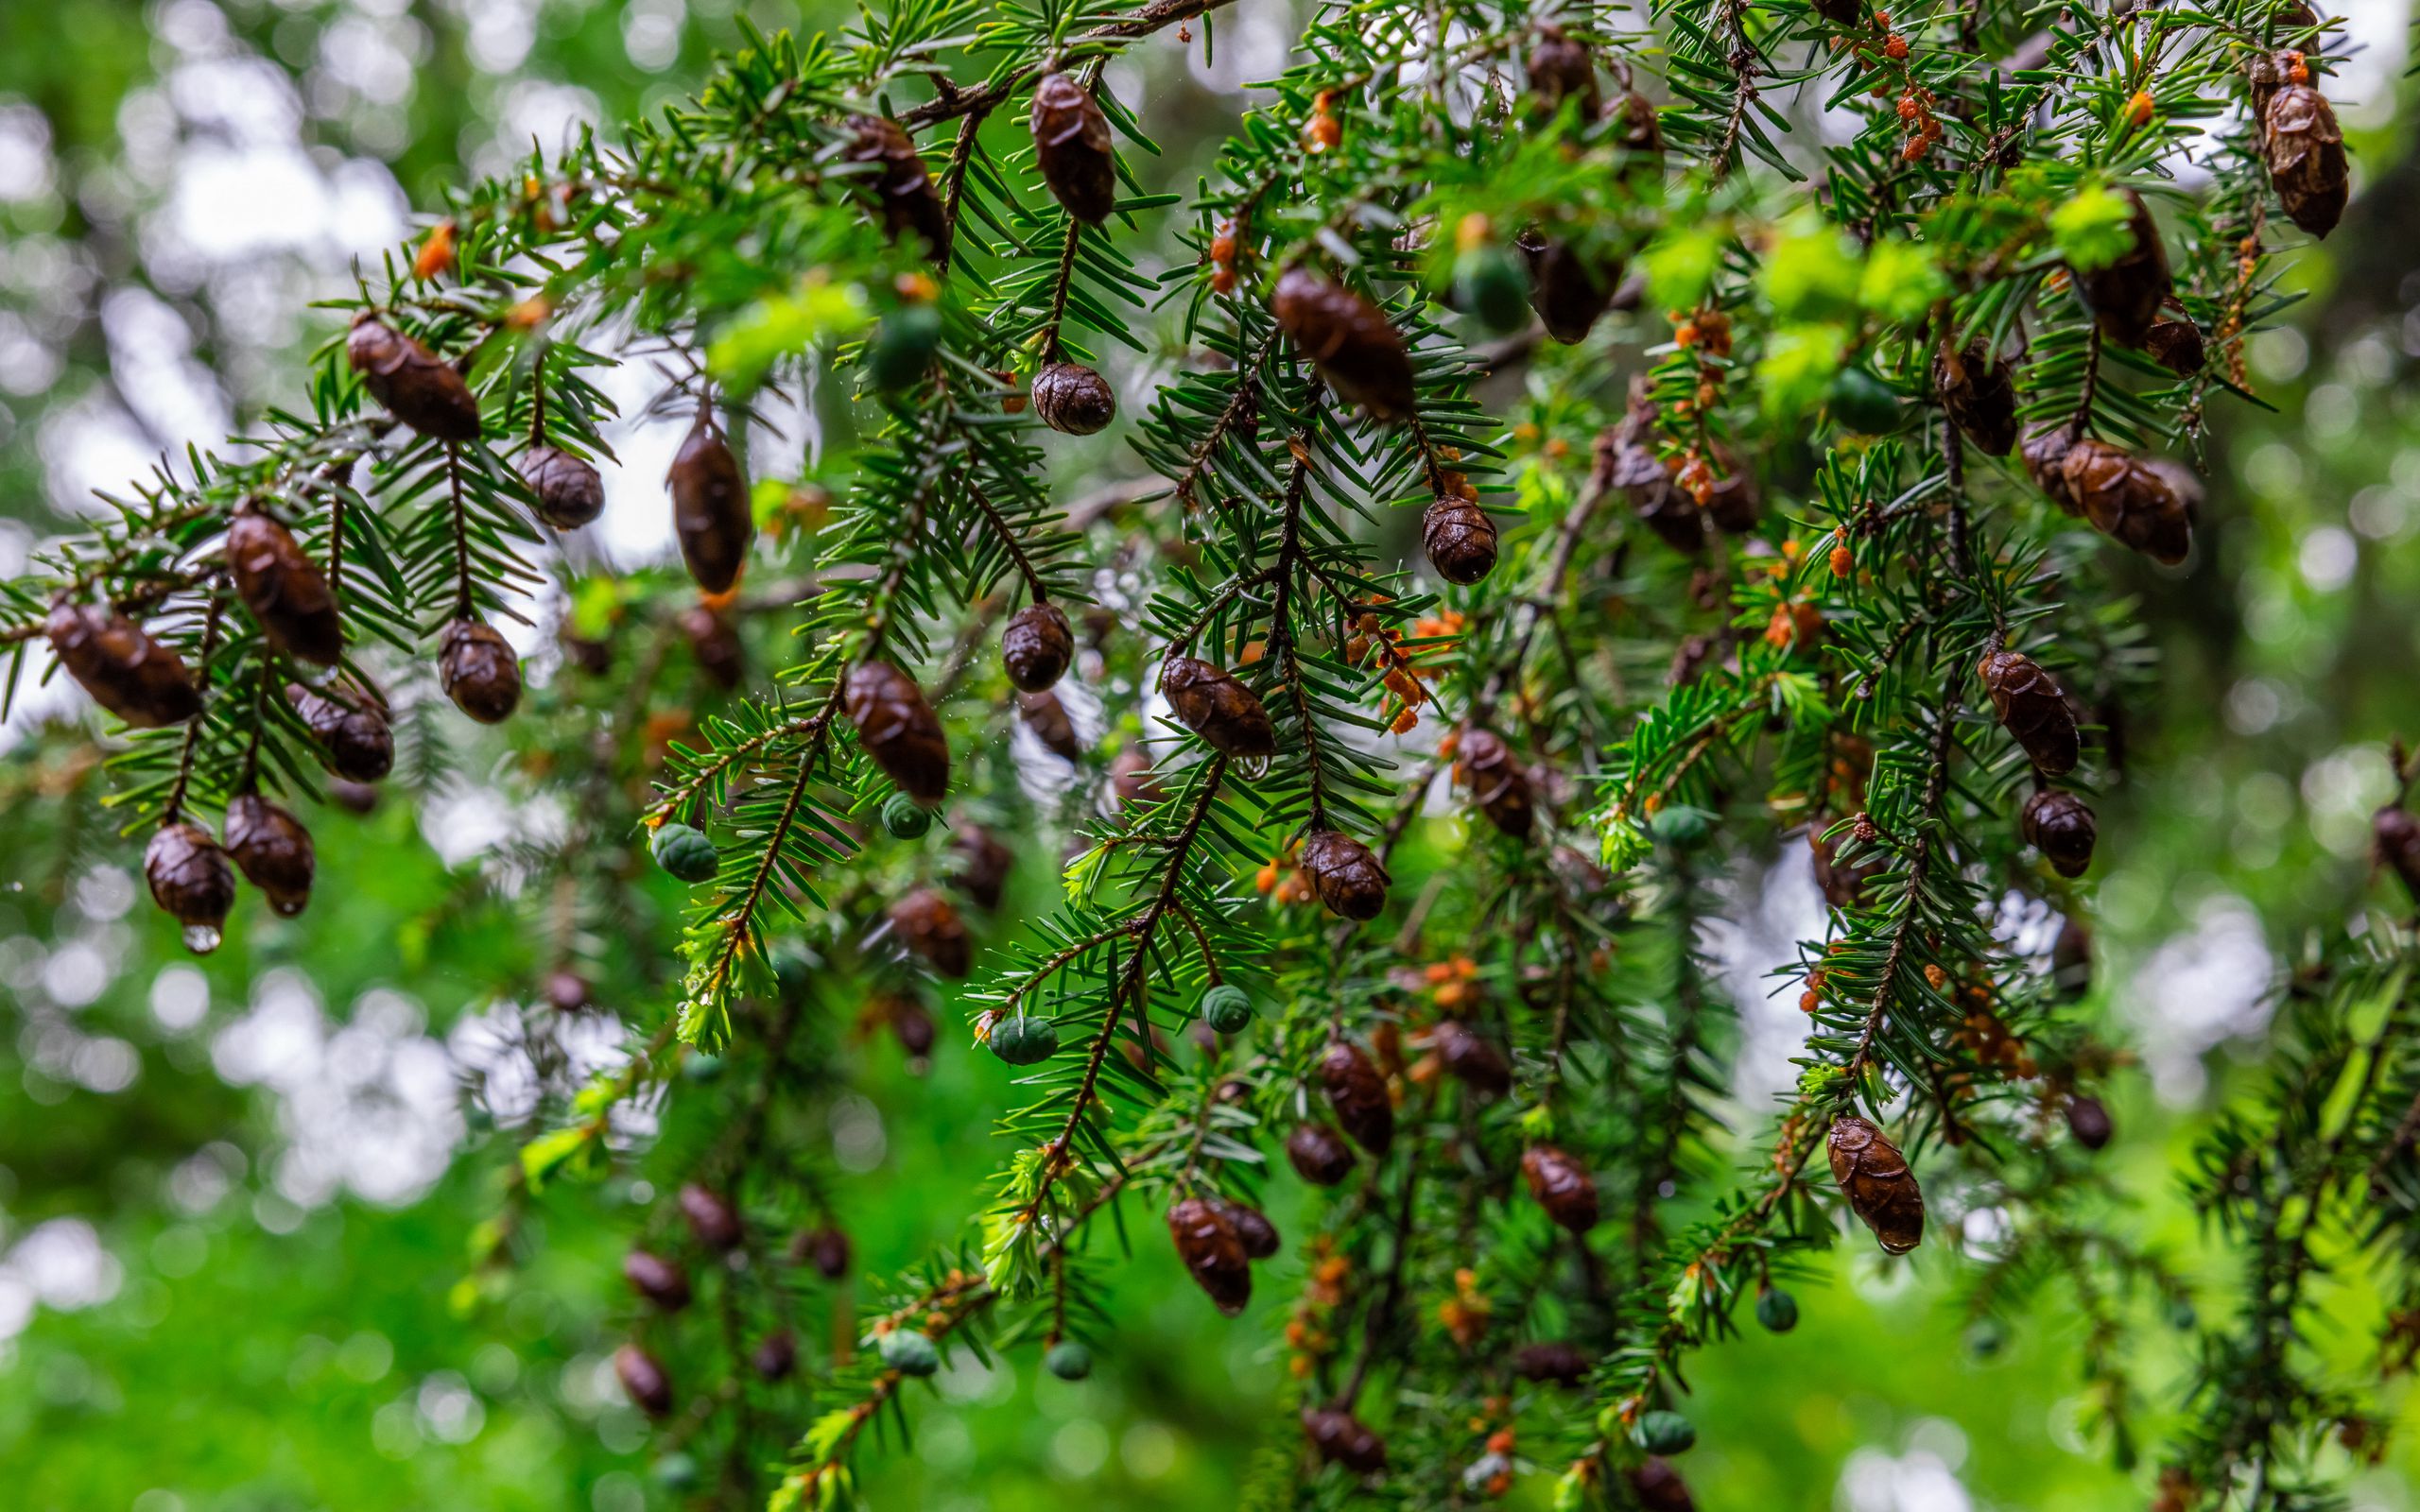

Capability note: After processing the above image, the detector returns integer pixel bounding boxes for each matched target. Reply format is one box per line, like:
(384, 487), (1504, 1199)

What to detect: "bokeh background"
(7, 2), (2420, 1509)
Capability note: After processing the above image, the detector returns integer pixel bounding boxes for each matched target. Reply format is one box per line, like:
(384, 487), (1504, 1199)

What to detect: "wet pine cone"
(667, 422), (752, 594)
(952, 824), (1015, 911)
(1979, 649), (2081, 777)
(1457, 727), (1534, 839)
(2376, 805), (2420, 901)
(438, 618), (522, 724)
(1422, 495), (1498, 584)
(2263, 84), (2348, 237)
(1433, 1019), (1512, 1100)
(1827, 1114), (1925, 1255)
(679, 1183), (744, 1251)
(2020, 424), (2081, 515)
(1111, 747), (1167, 811)
(1629, 1457), (1696, 1512)
(614, 1345), (675, 1418)
(1002, 602), (1075, 692)
(223, 794), (315, 918)
(146, 821), (236, 936)
(1018, 689), (1082, 763)
(2060, 438), (2194, 565)
(522, 445), (605, 529)
(347, 313), (480, 441)
(678, 604), (744, 690)
(1286, 1122), (1357, 1185)
(843, 115), (949, 258)
(890, 885), (973, 977)
(44, 601), (201, 728)
(1302, 1408), (1388, 1473)
(287, 683), (392, 782)
(752, 1331), (798, 1382)
(1510, 1340), (1592, 1387)
(1698, 443), (1761, 534)
(1029, 72), (1117, 225)
(2143, 318), (2206, 376)
(2021, 789), (2098, 878)
(623, 1249), (692, 1311)
(1808, 825), (1885, 909)
(792, 1224), (852, 1279)
(1031, 362), (1116, 436)
(891, 996), (938, 1059)
(1318, 1040), (1394, 1155)
(1526, 26), (1602, 121)
(228, 507), (342, 666)
(2066, 1093), (2115, 1151)
(1520, 1144), (1600, 1233)
(1611, 89), (1664, 163)
(2075, 189), (2170, 349)
(845, 661), (951, 805)
(1300, 830), (1389, 920)
(1215, 1199), (1281, 1261)
(1162, 655), (1275, 759)
(1515, 229), (1620, 345)
(1932, 344), (2019, 457)
(1167, 1196), (1252, 1315)
(1270, 267), (1418, 424)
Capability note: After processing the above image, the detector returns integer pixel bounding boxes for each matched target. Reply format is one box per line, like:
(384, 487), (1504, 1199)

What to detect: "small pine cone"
(2263, 84), (2347, 238)
(1810, 0), (1861, 21)
(845, 661), (951, 804)
(286, 683), (393, 782)
(1808, 826), (1884, 909)
(890, 885), (972, 977)
(1515, 229), (1619, 345)
(2020, 424), (2081, 515)
(752, 1330), (798, 1382)
(613, 1345), (675, 1418)
(792, 1225), (852, 1279)
(1520, 1144), (1599, 1233)
(2066, 1093), (2114, 1151)
(544, 970), (590, 1013)
(678, 604), (744, 690)
(2053, 911), (2094, 997)
(2247, 48), (2301, 125)
(1111, 747), (1168, 810)
(1002, 602), (1075, 692)
(2021, 789), (2098, 878)
(1270, 267), (1418, 424)
(667, 422), (753, 594)
(1029, 72), (1118, 225)
(891, 996), (938, 1058)
(1161, 655), (1276, 759)
(2075, 189), (2171, 349)
(1302, 1408), (1388, 1474)
(1978, 649), (2081, 777)
(1031, 362), (1116, 436)
(1611, 90), (1664, 163)
(223, 794), (315, 918)
(2143, 318), (2206, 376)
(1318, 1040), (1394, 1155)
(679, 1183), (744, 1251)
(1458, 727), (1535, 839)
(1167, 1196), (1252, 1315)
(346, 313), (480, 441)
(1628, 1457), (1697, 1512)
(228, 507), (342, 666)
(1215, 1198), (1282, 1260)
(1287, 1122), (1357, 1185)
(1827, 1114), (1925, 1255)
(1932, 344), (2019, 457)
(843, 115), (949, 258)
(44, 601), (201, 729)
(2376, 805), (2420, 901)
(146, 822), (236, 937)
(1527, 27), (1602, 121)
(1019, 690), (1082, 762)
(1699, 444), (1761, 535)
(439, 618), (522, 724)
(1511, 1340), (1591, 1386)
(1301, 830), (1390, 920)
(1433, 1019), (1512, 1100)
(2060, 438), (2194, 566)
(1423, 495), (1498, 584)
(522, 445), (605, 529)
(952, 824), (1015, 910)
(623, 1249), (692, 1311)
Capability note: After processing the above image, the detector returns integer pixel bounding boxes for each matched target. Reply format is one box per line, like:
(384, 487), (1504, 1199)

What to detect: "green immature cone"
(1755, 1286), (1799, 1332)
(989, 1014), (1059, 1065)
(1045, 1341), (1093, 1381)
(1200, 984), (1253, 1034)
(880, 791), (933, 839)
(1635, 1411), (1697, 1455)
(867, 299), (942, 391)
(650, 822), (719, 884)
(878, 1330), (940, 1377)
(1454, 240), (1531, 335)
(1824, 366), (1902, 435)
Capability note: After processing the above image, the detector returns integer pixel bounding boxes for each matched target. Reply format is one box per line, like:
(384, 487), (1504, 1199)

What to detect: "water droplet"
(181, 924), (223, 954)
(271, 899), (305, 918)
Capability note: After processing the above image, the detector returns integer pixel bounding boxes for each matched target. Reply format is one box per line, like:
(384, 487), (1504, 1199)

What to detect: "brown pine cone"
(1433, 1019), (1512, 1100)
(2075, 189), (2170, 349)
(1214, 1198), (1282, 1261)
(1979, 649), (2080, 777)
(1515, 230), (1619, 345)
(679, 1183), (744, 1251)
(228, 507), (342, 666)
(1287, 1122), (1357, 1185)
(846, 661), (951, 804)
(1031, 362), (1116, 436)
(952, 825), (1015, 910)
(1422, 495), (1498, 584)
(623, 1249), (692, 1311)
(1029, 72), (1117, 225)
(1457, 727), (1535, 839)
(522, 445), (605, 529)
(1511, 1340), (1592, 1387)
(752, 1330), (798, 1382)
(1019, 689), (1082, 762)
(44, 601), (201, 728)
(544, 970), (590, 1014)
(1302, 1408), (1388, 1473)
(286, 683), (393, 782)
(678, 604), (744, 690)
(1167, 1196), (1252, 1314)
(2060, 438), (2193, 565)
(347, 313), (479, 441)
(1270, 267), (1418, 424)
(1629, 1456), (1696, 1512)
(667, 421), (752, 594)
(2020, 424), (2081, 515)
(891, 995), (938, 1058)
(2021, 789), (2098, 878)
(2066, 1093), (2114, 1150)
(224, 794), (315, 918)
(1162, 655), (1275, 759)
(1526, 26), (1602, 121)
(1300, 830), (1389, 920)
(1809, 0), (1861, 21)
(613, 1345), (675, 1418)
(2264, 84), (2347, 237)
(1699, 443), (1761, 534)
(1520, 1144), (1599, 1233)
(890, 885), (972, 976)
(2143, 318), (2206, 376)
(2376, 805), (2420, 901)
(1111, 747), (1168, 810)
(1827, 1114), (1925, 1255)
(1002, 602), (1075, 692)
(1808, 826), (1885, 909)
(146, 822), (236, 938)
(1932, 344), (2019, 457)
(792, 1224), (852, 1279)
(438, 619), (522, 724)
(1611, 89), (1664, 163)
(843, 115), (949, 259)
(1318, 1040), (1394, 1155)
